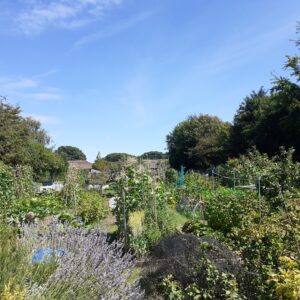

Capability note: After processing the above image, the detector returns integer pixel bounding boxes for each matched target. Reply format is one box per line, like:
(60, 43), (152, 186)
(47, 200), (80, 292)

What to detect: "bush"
(220, 148), (300, 209)
(77, 191), (109, 224)
(204, 188), (257, 234)
(145, 233), (247, 299)
(269, 256), (300, 300)
(8, 193), (63, 224)
(20, 221), (144, 299)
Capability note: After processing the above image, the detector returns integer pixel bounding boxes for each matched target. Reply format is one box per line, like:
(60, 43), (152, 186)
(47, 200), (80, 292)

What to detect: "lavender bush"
(20, 221), (144, 299)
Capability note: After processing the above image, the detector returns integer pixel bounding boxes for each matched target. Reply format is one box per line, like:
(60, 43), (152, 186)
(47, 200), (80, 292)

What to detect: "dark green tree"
(140, 151), (167, 160)
(229, 24), (300, 160)
(104, 153), (135, 162)
(30, 143), (67, 181)
(0, 98), (66, 180)
(0, 98), (50, 165)
(167, 114), (231, 170)
(56, 146), (87, 161)
(229, 88), (270, 156)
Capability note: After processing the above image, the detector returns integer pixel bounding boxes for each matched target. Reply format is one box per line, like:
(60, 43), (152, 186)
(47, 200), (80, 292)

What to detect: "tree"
(56, 146), (87, 161)
(229, 88), (270, 156)
(140, 151), (168, 160)
(167, 114), (231, 170)
(29, 143), (67, 181)
(0, 98), (66, 180)
(229, 24), (300, 160)
(104, 152), (135, 162)
(0, 98), (50, 162)
(0, 99), (32, 165)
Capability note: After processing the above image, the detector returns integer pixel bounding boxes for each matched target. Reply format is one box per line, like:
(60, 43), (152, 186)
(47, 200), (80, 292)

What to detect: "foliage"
(62, 167), (83, 206)
(140, 151), (168, 160)
(0, 162), (15, 213)
(0, 98), (49, 166)
(229, 88), (270, 156)
(182, 219), (217, 237)
(29, 143), (67, 181)
(269, 256), (300, 300)
(92, 157), (109, 171)
(77, 191), (109, 224)
(183, 171), (213, 198)
(13, 165), (34, 198)
(167, 114), (231, 170)
(165, 168), (178, 185)
(204, 188), (257, 234)
(161, 265), (244, 300)
(8, 193), (63, 223)
(229, 27), (300, 160)
(0, 98), (64, 180)
(220, 148), (300, 208)
(20, 221), (144, 299)
(56, 145), (87, 161)
(128, 211), (145, 237)
(104, 152), (136, 162)
(148, 233), (246, 299)
(114, 167), (151, 237)
(114, 167), (171, 254)
(92, 158), (120, 182)
(219, 196), (300, 299)
(0, 225), (28, 295)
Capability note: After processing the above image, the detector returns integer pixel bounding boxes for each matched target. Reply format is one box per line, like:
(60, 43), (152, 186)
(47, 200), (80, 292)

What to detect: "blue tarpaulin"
(32, 248), (64, 263)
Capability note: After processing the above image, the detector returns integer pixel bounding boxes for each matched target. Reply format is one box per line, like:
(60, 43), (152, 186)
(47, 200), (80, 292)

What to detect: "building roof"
(68, 160), (93, 170)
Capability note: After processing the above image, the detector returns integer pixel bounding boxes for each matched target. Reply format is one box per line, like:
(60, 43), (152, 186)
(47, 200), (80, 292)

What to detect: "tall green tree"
(0, 98), (50, 165)
(140, 151), (167, 160)
(0, 98), (66, 180)
(229, 88), (270, 156)
(29, 143), (67, 181)
(104, 153), (135, 162)
(56, 146), (87, 161)
(229, 24), (300, 160)
(167, 114), (231, 170)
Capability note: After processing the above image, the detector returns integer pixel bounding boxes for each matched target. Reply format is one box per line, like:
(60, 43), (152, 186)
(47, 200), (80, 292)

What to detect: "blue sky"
(0, 0), (299, 161)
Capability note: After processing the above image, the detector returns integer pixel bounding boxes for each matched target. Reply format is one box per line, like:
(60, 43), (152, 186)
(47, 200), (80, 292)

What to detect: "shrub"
(146, 233), (247, 299)
(77, 191), (109, 224)
(8, 193), (63, 224)
(269, 256), (300, 300)
(220, 148), (300, 209)
(20, 221), (144, 299)
(204, 188), (257, 234)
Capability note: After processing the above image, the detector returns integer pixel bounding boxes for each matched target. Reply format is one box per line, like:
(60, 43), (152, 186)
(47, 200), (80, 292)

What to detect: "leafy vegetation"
(0, 98), (66, 180)
(167, 114), (231, 170)
(139, 151), (168, 160)
(0, 21), (300, 300)
(104, 152), (136, 162)
(55, 145), (87, 161)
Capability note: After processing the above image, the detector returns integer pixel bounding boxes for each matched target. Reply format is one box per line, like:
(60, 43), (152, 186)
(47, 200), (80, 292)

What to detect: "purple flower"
(20, 221), (144, 299)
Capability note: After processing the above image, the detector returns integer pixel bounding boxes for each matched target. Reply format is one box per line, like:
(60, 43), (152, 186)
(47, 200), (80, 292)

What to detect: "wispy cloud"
(0, 77), (38, 89)
(0, 72), (62, 102)
(74, 10), (155, 47)
(15, 0), (123, 35)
